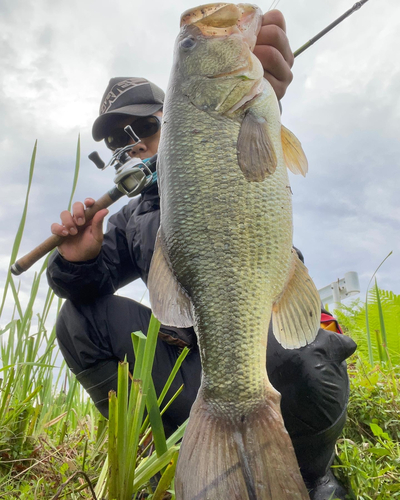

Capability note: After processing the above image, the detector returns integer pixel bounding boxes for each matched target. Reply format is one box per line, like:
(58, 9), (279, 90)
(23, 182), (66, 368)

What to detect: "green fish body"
(149, 3), (320, 499)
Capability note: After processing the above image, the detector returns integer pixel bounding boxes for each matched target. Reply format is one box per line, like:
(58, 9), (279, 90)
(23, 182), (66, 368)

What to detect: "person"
(47, 10), (356, 500)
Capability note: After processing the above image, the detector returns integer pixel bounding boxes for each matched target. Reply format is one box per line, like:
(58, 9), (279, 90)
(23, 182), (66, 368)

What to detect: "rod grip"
(10, 188), (123, 276)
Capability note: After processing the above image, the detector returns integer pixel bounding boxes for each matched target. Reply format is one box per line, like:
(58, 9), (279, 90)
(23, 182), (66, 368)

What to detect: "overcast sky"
(1, 0), (399, 324)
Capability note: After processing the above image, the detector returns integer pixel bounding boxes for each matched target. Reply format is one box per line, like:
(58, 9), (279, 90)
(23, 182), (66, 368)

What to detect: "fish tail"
(175, 390), (310, 500)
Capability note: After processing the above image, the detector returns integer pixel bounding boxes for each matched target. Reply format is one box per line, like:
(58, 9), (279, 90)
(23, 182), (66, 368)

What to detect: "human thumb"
(91, 209), (109, 242)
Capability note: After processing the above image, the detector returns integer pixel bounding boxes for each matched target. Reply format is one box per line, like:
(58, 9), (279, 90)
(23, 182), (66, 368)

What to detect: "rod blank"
(294, 0), (370, 58)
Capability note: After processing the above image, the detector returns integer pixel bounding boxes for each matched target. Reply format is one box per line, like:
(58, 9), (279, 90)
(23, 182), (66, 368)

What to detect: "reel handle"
(10, 187), (124, 276)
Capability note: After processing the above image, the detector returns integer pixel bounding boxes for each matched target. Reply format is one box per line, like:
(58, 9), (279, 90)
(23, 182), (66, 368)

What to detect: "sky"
(1, 0), (399, 326)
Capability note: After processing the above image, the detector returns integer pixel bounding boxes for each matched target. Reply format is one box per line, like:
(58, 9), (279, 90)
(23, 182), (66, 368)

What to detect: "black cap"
(92, 77), (164, 141)
(293, 246), (304, 263)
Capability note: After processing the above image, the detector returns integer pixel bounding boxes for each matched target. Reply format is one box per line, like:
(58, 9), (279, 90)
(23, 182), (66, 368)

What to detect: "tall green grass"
(335, 359), (400, 499)
(333, 258), (400, 498)
(0, 141), (188, 499)
(336, 287), (400, 368)
(0, 140), (101, 497)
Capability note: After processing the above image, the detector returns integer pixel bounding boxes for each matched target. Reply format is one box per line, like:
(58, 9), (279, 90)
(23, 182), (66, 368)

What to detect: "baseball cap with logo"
(92, 77), (165, 141)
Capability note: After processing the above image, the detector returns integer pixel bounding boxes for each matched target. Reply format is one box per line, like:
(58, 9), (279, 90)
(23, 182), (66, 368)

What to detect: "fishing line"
(267, 0), (281, 12)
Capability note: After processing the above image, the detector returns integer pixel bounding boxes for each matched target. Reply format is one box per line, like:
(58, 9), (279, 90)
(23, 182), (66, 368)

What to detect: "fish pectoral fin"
(237, 110), (277, 181)
(281, 125), (308, 177)
(148, 230), (194, 328)
(272, 249), (321, 348)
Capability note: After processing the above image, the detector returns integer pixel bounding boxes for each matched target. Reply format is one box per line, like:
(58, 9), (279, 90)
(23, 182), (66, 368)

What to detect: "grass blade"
(364, 251), (393, 365)
(1, 141), (37, 316)
(145, 380), (167, 457)
(374, 279), (388, 362)
(117, 360), (129, 496)
(132, 330), (146, 380)
(157, 347), (189, 408)
(66, 135), (81, 211)
(108, 391), (118, 499)
(152, 449), (179, 500)
(132, 446), (180, 492)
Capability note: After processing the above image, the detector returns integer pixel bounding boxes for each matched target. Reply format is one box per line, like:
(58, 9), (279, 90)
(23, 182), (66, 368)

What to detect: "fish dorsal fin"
(281, 125), (308, 177)
(237, 111), (277, 181)
(148, 230), (194, 328)
(272, 249), (321, 348)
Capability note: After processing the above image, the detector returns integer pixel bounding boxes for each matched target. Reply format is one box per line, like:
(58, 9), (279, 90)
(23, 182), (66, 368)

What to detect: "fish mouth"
(180, 3), (263, 52)
(180, 3), (264, 115)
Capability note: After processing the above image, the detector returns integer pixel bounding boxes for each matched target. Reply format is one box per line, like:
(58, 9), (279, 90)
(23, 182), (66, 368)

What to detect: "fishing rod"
(294, 0), (370, 58)
(10, 127), (158, 276)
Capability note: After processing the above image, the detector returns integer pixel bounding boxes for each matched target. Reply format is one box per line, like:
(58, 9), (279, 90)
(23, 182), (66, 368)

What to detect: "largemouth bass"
(148, 3), (321, 499)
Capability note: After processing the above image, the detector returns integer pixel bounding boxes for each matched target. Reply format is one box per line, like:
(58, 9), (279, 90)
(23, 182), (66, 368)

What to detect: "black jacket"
(47, 186), (161, 302)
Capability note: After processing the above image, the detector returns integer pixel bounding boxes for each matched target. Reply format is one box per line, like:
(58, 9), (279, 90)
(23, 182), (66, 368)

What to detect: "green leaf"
(152, 450), (179, 500)
(368, 447), (390, 457)
(133, 446), (180, 491)
(370, 422), (383, 436)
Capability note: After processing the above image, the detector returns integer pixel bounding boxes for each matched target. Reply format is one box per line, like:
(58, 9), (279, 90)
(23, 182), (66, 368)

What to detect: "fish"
(148, 3), (321, 499)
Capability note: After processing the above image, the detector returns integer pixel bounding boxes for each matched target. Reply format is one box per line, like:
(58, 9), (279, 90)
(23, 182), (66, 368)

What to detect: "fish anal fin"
(281, 125), (308, 177)
(148, 230), (193, 328)
(176, 390), (309, 499)
(272, 249), (321, 348)
(237, 110), (277, 181)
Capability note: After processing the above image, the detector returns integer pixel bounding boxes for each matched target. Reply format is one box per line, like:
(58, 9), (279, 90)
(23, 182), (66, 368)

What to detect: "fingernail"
(62, 229), (69, 236)
(70, 227), (78, 235)
(77, 217), (84, 225)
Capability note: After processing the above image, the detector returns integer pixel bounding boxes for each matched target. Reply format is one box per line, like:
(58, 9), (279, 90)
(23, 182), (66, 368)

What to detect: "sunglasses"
(105, 115), (162, 150)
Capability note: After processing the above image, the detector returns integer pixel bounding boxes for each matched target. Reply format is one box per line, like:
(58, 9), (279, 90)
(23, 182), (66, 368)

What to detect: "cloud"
(278, 0), (400, 298)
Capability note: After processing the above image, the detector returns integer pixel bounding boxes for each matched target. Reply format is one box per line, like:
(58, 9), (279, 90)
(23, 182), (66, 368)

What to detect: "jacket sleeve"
(46, 200), (141, 302)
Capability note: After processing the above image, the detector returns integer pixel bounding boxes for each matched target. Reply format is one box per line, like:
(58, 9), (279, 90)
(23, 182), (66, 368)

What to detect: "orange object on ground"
(320, 312), (343, 334)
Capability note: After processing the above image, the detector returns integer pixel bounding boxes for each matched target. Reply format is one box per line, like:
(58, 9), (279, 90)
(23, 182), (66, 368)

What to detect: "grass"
(335, 359), (400, 499)
(0, 257), (188, 499)
(1, 142), (399, 498)
(333, 281), (400, 499)
(0, 267), (188, 499)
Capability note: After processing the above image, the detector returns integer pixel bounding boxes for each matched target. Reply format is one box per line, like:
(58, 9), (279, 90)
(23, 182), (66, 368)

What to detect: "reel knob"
(88, 151), (106, 170)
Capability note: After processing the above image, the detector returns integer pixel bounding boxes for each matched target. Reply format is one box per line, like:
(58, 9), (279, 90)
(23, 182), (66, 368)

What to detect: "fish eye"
(180, 36), (196, 50)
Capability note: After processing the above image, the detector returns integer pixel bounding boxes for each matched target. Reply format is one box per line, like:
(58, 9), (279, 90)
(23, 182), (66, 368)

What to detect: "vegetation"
(334, 287), (400, 499)
(335, 360), (400, 499)
(0, 143), (399, 498)
(0, 195), (188, 499)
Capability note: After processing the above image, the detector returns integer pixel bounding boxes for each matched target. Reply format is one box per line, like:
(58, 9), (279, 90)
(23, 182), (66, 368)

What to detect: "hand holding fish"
(50, 199), (108, 262)
(254, 10), (294, 100)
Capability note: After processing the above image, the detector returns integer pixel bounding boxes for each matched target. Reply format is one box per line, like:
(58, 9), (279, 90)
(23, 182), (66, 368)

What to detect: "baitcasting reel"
(10, 127), (159, 276)
(88, 125), (158, 198)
